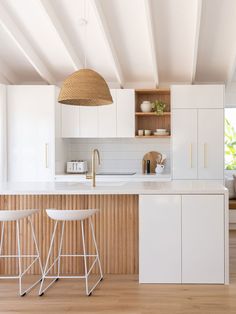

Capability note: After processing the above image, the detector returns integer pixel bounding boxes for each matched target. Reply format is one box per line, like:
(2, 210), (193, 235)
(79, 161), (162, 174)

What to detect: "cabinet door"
(61, 105), (80, 138)
(139, 195), (181, 283)
(0, 85), (6, 182)
(117, 89), (135, 137)
(172, 109), (198, 179)
(198, 109), (224, 179)
(182, 195), (225, 283)
(171, 85), (224, 109)
(7, 86), (55, 181)
(79, 106), (98, 138)
(98, 89), (116, 137)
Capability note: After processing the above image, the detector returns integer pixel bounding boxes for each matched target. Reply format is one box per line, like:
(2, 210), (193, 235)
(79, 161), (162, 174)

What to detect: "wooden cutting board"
(142, 151), (162, 174)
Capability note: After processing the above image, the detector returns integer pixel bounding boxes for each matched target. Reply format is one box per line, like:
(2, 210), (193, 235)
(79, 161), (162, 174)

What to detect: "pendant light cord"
(83, 0), (88, 69)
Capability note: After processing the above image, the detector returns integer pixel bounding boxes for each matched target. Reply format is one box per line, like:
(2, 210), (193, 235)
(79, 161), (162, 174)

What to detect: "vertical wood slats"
(0, 195), (138, 275)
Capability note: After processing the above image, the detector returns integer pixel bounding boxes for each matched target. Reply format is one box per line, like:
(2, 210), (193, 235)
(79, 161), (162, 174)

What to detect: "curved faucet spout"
(86, 148), (101, 187)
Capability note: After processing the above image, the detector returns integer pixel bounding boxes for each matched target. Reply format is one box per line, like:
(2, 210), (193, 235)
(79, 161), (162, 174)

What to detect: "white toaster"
(66, 161), (88, 174)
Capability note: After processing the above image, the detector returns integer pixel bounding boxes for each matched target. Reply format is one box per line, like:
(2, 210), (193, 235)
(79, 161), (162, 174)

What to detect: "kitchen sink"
(83, 181), (126, 187)
(96, 172), (136, 175)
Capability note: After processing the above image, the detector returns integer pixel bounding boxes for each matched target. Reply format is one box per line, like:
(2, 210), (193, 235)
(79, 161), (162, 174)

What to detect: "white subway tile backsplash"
(65, 138), (171, 174)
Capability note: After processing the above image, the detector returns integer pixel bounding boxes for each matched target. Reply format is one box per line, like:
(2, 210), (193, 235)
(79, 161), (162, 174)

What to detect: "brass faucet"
(86, 149), (101, 187)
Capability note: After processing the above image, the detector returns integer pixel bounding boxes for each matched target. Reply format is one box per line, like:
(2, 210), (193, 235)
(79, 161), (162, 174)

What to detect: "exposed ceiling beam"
(144, 0), (159, 88)
(191, 0), (202, 84)
(90, 0), (124, 88)
(0, 2), (55, 84)
(40, 0), (83, 71)
(0, 60), (18, 84)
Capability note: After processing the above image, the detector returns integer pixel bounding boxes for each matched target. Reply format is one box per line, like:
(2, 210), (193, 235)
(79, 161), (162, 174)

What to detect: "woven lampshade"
(58, 69), (113, 106)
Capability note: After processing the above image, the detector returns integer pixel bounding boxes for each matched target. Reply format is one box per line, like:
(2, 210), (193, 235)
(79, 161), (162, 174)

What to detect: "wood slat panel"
(0, 195), (138, 275)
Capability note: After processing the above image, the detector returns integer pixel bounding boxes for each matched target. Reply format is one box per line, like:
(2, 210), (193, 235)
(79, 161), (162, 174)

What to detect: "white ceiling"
(0, 0), (236, 88)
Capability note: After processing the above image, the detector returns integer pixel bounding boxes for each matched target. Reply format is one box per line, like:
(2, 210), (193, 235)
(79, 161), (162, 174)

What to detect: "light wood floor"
(1, 232), (236, 314)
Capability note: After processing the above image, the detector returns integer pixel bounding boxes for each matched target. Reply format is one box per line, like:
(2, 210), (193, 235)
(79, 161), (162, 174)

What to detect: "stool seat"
(0, 209), (39, 222)
(46, 209), (98, 221)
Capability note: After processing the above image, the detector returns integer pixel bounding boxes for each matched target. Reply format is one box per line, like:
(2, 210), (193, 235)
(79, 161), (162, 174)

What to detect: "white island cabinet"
(139, 194), (226, 284)
(139, 195), (181, 283)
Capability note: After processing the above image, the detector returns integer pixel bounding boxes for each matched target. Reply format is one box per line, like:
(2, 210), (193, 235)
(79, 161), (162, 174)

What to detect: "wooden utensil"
(142, 151), (162, 174)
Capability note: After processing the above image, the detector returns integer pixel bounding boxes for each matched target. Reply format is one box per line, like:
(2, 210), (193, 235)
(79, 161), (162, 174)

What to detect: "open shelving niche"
(135, 89), (171, 138)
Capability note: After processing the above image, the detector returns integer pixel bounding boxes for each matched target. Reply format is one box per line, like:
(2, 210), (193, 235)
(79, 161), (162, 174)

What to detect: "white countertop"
(55, 173), (171, 182)
(0, 180), (227, 195)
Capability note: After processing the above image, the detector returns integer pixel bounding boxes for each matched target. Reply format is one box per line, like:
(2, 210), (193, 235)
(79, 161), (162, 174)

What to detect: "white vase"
(155, 164), (164, 174)
(140, 101), (152, 112)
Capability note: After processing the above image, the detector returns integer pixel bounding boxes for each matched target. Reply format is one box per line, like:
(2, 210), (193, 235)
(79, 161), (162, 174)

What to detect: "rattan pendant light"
(58, 68), (113, 106)
(58, 1), (112, 106)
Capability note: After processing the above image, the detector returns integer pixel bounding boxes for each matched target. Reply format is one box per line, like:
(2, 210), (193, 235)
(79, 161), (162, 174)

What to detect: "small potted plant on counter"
(152, 100), (166, 115)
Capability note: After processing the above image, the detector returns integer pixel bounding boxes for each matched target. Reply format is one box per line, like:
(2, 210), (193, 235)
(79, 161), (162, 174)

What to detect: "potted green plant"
(152, 100), (166, 115)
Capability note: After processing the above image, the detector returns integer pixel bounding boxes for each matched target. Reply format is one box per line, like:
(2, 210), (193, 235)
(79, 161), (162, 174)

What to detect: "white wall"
(0, 85), (7, 182)
(226, 82), (236, 107)
(62, 138), (171, 174)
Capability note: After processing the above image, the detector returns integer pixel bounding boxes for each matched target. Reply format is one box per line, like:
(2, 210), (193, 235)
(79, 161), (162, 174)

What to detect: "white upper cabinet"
(171, 85), (224, 109)
(61, 105), (80, 138)
(171, 85), (224, 180)
(117, 89), (135, 137)
(79, 106), (98, 138)
(98, 89), (117, 137)
(0, 85), (7, 182)
(7, 86), (57, 182)
(172, 109), (198, 179)
(198, 109), (224, 179)
(61, 89), (135, 138)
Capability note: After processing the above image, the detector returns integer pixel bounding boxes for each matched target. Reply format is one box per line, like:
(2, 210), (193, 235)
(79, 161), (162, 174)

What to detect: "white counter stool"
(39, 209), (103, 296)
(0, 209), (43, 296)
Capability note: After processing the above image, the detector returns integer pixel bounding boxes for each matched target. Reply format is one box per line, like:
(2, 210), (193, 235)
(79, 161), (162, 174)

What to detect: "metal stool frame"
(39, 216), (103, 296)
(0, 216), (43, 296)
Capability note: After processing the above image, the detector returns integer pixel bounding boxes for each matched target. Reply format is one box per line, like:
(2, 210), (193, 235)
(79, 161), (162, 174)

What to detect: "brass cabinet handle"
(204, 143), (208, 168)
(45, 143), (49, 168)
(189, 143), (193, 168)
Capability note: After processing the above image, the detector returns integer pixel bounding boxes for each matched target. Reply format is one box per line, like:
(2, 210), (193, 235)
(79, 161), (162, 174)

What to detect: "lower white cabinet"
(182, 195), (224, 283)
(139, 195), (181, 283)
(139, 194), (225, 284)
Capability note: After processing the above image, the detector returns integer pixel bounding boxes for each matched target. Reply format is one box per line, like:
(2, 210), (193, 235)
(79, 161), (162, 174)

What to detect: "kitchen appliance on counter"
(66, 161), (88, 174)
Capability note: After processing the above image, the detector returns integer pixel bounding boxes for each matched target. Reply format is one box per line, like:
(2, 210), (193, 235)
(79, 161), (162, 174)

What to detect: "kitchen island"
(0, 180), (228, 284)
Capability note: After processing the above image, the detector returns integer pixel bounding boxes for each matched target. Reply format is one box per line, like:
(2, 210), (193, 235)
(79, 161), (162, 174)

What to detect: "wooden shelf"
(135, 135), (171, 138)
(135, 88), (170, 95)
(135, 112), (171, 116)
(135, 89), (171, 136)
